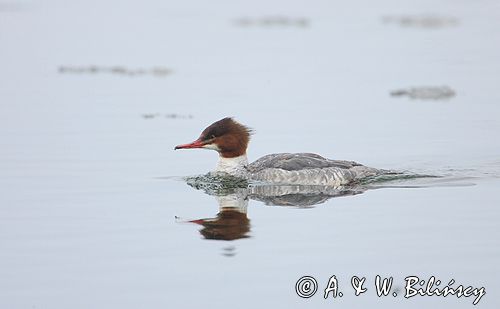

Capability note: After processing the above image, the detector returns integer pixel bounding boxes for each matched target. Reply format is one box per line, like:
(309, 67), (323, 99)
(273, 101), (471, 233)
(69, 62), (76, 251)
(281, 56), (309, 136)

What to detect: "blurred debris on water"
(58, 65), (173, 77)
(234, 16), (310, 28)
(382, 15), (459, 29)
(390, 86), (456, 100)
(142, 113), (193, 119)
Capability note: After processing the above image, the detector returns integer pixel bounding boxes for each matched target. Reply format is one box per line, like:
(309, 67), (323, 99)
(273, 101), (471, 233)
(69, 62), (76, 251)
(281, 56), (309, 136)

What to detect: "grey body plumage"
(243, 153), (383, 186)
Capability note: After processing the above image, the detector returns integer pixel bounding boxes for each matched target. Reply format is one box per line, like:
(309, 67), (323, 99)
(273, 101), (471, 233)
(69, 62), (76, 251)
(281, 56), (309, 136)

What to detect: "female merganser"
(174, 117), (385, 186)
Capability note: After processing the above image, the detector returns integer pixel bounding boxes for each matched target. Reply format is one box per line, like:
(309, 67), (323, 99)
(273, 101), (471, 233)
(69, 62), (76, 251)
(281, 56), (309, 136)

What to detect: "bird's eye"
(210, 134), (216, 139)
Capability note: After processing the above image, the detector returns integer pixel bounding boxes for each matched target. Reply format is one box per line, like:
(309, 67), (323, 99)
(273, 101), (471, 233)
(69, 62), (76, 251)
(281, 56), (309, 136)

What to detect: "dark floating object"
(390, 86), (456, 100)
(58, 65), (172, 77)
(142, 113), (193, 119)
(142, 113), (160, 119)
(382, 15), (459, 29)
(234, 16), (310, 28)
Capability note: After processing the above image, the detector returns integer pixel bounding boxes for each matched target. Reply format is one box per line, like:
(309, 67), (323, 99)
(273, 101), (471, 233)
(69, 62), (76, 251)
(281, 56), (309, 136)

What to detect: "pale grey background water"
(1, 0), (499, 308)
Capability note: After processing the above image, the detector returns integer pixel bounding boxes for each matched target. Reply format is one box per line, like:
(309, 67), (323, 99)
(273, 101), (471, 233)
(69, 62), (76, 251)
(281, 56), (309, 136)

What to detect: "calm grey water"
(1, 0), (499, 308)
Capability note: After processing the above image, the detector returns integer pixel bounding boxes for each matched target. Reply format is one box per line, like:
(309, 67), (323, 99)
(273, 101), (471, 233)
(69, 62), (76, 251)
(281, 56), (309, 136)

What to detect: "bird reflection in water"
(177, 171), (446, 253)
(187, 194), (251, 241)
(181, 176), (366, 247)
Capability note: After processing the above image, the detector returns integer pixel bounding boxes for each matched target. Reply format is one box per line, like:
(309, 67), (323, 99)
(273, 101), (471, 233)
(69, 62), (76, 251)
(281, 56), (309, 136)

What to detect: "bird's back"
(246, 153), (381, 186)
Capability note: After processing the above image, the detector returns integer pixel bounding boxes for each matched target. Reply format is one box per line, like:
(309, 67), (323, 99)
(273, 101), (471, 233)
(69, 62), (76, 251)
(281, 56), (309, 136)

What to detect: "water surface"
(1, 0), (499, 308)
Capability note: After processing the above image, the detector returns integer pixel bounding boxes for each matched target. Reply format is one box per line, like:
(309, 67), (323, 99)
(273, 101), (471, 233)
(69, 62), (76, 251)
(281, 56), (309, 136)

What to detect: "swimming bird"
(175, 117), (384, 186)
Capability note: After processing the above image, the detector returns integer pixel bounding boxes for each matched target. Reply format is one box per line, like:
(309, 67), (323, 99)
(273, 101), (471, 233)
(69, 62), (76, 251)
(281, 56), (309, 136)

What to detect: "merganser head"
(174, 117), (252, 158)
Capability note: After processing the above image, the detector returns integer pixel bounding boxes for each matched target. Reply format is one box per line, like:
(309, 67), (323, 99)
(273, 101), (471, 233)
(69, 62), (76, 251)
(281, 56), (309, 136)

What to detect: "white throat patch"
(201, 143), (220, 151)
(215, 155), (248, 175)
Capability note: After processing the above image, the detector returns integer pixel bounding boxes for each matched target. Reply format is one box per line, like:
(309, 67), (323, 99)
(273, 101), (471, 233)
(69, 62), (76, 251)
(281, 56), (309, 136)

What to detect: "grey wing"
(247, 153), (362, 173)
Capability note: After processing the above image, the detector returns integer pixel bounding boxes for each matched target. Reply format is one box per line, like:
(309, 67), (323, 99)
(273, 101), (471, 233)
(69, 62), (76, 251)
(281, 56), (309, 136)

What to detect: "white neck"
(214, 154), (248, 175)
